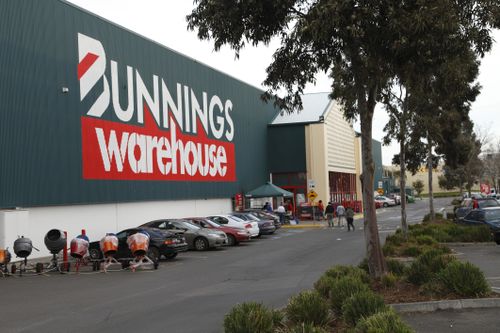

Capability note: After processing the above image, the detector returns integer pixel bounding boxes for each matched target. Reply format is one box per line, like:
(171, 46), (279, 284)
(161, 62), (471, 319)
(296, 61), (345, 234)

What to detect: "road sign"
(307, 190), (318, 201)
(307, 179), (316, 189)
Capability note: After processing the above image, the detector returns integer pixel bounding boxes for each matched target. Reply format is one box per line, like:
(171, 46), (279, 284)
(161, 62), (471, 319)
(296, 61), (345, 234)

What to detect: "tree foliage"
(413, 180), (425, 197)
(187, 0), (500, 277)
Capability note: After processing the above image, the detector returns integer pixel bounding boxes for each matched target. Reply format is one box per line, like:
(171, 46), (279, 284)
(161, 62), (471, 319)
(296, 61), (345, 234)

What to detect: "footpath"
(282, 218), (500, 332)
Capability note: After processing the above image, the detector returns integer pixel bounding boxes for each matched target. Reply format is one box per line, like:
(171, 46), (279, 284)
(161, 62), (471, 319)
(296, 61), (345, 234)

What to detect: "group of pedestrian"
(323, 201), (355, 231)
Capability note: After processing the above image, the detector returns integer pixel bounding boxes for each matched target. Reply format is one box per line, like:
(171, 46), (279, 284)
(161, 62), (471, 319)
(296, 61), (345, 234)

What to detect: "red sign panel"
(82, 114), (236, 181)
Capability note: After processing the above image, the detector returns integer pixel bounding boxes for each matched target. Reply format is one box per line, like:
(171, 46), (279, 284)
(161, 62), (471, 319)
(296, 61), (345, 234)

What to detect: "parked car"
(454, 198), (500, 221)
(207, 214), (260, 238)
(88, 227), (188, 262)
(461, 207), (500, 244)
(374, 196), (396, 207)
(231, 212), (276, 235)
(245, 210), (281, 229)
(140, 219), (228, 251)
(387, 194), (401, 205)
(184, 217), (251, 246)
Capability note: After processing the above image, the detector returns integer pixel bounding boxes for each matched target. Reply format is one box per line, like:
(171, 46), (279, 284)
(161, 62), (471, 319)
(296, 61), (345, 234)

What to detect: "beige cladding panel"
(305, 124), (329, 203)
(325, 102), (356, 172)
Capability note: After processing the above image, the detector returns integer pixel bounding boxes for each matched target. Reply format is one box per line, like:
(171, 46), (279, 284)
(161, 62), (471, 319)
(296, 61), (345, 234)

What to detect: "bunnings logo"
(77, 33), (236, 181)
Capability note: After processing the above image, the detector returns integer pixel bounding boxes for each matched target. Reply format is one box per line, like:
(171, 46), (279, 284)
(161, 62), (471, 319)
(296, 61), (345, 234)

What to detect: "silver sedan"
(141, 219), (228, 251)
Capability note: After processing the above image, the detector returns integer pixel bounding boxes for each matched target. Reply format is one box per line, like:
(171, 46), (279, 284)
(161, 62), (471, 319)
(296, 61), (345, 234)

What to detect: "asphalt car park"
(0, 198), (459, 333)
(449, 243), (500, 293)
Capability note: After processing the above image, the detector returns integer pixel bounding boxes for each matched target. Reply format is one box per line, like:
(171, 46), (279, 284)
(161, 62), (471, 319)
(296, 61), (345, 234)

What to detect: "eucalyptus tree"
(187, 0), (500, 277)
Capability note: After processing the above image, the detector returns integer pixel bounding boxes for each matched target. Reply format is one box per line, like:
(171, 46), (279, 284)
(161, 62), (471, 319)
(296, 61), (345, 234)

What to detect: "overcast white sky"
(68, 0), (500, 164)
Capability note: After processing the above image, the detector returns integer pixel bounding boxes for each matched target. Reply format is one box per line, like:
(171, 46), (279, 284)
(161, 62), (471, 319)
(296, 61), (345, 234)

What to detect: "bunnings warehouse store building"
(0, 0), (278, 258)
(0, 1), (383, 258)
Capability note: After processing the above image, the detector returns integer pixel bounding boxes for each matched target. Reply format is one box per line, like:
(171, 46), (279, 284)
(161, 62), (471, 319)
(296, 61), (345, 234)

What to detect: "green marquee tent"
(245, 182), (293, 198)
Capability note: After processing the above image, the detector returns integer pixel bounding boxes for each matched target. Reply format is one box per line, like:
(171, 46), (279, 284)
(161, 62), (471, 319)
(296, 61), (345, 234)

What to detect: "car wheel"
(147, 247), (160, 262)
(164, 252), (178, 259)
(89, 248), (102, 260)
(494, 234), (500, 245)
(383, 203), (388, 208)
(227, 234), (237, 246)
(194, 237), (209, 251)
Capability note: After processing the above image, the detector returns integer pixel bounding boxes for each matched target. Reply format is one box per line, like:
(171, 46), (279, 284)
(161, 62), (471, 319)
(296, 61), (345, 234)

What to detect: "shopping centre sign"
(77, 33), (236, 182)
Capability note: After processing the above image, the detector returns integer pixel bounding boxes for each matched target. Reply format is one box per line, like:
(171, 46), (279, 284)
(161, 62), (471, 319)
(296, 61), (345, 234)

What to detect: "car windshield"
(204, 219), (221, 228)
(485, 210), (500, 221)
(479, 200), (500, 208)
(228, 216), (245, 223)
(245, 214), (260, 221)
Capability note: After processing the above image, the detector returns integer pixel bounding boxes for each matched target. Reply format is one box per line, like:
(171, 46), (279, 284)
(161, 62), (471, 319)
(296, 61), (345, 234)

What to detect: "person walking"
(346, 206), (355, 231)
(336, 203), (345, 227)
(277, 202), (286, 225)
(325, 202), (334, 227)
(317, 200), (325, 221)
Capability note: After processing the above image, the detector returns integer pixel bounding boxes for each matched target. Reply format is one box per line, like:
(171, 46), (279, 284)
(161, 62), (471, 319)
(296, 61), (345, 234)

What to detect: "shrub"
(415, 235), (437, 246)
(342, 291), (388, 326)
(284, 323), (328, 333)
(458, 225), (493, 242)
(383, 243), (397, 256)
(406, 250), (455, 285)
(324, 265), (370, 284)
(272, 309), (285, 329)
(358, 258), (369, 274)
(420, 278), (449, 296)
(329, 276), (370, 313)
(386, 259), (406, 276)
(224, 302), (275, 333)
(406, 259), (432, 285)
(409, 222), (492, 243)
(381, 272), (398, 288)
(314, 275), (336, 299)
(401, 245), (422, 257)
(385, 233), (406, 247)
(355, 309), (414, 333)
(285, 290), (330, 327)
(423, 213), (443, 222)
(438, 261), (491, 297)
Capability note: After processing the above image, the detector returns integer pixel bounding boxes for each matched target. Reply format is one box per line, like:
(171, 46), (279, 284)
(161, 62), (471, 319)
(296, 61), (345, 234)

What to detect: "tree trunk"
(360, 98), (387, 278)
(399, 138), (408, 238)
(427, 137), (435, 221)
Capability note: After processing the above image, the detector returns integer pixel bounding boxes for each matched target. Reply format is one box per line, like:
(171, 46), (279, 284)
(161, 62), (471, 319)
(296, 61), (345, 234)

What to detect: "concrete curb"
(281, 224), (326, 229)
(446, 242), (498, 247)
(391, 297), (500, 313)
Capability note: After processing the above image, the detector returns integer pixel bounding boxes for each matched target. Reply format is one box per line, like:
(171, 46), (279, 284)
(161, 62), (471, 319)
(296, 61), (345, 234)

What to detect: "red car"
(184, 217), (251, 246)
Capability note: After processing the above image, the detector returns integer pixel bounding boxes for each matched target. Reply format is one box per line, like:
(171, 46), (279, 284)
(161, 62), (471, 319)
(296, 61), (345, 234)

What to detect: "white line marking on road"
(336, 238), (342, 241)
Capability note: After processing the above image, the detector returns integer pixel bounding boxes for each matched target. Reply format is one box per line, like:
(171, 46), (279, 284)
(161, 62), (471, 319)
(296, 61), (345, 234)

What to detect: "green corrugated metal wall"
(267, 125), (306, 173)
(0, 0), (277, 208)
